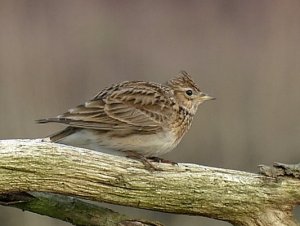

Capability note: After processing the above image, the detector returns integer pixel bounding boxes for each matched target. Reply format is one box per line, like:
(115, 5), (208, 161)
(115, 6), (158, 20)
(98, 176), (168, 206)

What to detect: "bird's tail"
(36, 118), (68, 124)
(44, 127), (78, 142)
(36, 118), (48, 123)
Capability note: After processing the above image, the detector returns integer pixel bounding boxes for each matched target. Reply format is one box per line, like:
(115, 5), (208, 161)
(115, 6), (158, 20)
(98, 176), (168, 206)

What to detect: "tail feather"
(36, 118), (49, 123)
(36, 118), (70, 124)
(48, 127), (79, 142)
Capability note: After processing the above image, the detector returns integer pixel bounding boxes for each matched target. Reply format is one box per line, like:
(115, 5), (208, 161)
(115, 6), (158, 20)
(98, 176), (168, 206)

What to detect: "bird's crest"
(167, 71), (200, 92)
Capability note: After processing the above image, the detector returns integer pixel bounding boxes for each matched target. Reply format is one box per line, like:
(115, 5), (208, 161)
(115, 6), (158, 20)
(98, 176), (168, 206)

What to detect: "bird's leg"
(125, 151), (162, 171)
(147, 157), (178, 165)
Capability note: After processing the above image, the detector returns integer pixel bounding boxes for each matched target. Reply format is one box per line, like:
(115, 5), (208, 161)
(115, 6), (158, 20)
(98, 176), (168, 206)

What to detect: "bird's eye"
(185, 90), (193, 96)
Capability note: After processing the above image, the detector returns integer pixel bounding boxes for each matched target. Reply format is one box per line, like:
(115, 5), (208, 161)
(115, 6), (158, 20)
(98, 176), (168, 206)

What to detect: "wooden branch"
(0, 192), (163, 226)
(0, 139), (299, 226)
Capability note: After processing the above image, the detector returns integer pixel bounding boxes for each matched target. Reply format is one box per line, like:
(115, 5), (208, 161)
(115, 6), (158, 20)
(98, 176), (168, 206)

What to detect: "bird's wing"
(37, 81), (176, 133)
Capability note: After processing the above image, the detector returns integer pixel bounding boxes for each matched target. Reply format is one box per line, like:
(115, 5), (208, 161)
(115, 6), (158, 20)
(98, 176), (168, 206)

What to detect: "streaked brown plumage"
(38, 71), (215, 166)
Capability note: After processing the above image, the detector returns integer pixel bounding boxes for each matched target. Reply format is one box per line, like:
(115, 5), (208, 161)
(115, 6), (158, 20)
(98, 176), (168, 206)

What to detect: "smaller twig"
(0, 192), (34, 205)
(0, 192), (164, 226)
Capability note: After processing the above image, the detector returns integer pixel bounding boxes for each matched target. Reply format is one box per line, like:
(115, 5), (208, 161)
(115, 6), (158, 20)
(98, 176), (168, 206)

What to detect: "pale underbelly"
(57, 129), (179, 157)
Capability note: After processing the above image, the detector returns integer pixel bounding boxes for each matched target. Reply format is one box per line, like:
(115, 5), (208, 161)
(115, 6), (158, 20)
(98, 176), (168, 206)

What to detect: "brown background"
(0, 1), (299, 226)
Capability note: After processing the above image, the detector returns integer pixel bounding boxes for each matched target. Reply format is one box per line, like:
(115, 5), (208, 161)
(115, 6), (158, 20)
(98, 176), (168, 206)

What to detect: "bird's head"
(166, 71), (215, 114)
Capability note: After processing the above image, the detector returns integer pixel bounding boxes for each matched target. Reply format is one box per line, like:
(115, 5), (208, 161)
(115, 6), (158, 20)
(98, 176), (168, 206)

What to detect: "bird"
(37, 71), (215, 170)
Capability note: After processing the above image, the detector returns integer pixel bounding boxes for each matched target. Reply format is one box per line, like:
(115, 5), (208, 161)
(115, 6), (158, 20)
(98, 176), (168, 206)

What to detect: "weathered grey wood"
(0, 139), (299, 226)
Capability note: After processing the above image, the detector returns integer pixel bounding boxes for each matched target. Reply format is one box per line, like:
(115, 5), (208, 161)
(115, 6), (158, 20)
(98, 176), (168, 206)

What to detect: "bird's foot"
(147, 157), (178, 165)
(125, 151), (162, 171)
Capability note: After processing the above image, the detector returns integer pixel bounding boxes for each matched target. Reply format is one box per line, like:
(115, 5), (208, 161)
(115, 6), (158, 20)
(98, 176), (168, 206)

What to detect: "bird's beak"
(201, 93), (216, 101)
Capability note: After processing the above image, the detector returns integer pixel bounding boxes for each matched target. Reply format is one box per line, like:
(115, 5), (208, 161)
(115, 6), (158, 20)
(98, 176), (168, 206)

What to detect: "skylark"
(38, 71), (215, 169)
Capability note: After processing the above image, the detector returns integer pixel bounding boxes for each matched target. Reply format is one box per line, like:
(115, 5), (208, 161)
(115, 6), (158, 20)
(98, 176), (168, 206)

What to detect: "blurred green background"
(0, 0), (299, 225)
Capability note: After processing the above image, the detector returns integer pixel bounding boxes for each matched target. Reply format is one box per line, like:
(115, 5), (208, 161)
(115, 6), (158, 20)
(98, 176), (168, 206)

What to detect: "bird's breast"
(170, 108), (194, 143)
